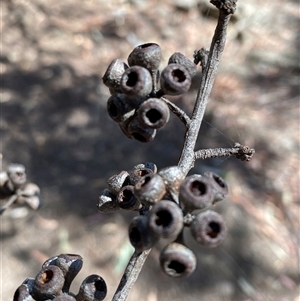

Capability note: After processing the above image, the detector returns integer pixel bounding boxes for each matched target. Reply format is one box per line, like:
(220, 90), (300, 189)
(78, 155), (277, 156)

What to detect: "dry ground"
(1, 0), (299, 300)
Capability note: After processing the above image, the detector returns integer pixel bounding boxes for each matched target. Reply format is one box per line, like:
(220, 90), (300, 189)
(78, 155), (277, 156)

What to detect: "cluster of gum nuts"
(13, 254), (107, 301)
(102, 42), (197, 143)
(98, 162), (229, 278)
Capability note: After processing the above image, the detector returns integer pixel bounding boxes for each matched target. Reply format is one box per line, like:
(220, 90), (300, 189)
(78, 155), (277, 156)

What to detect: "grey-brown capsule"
(160, 63), (191, 95)
(168, 52), (197, 78)
(117, 185), (141, 210)
(102, 58), (129, 94)
(190, 210), (227, 248)
(130, 166), (154, 185)
(179, 174), (214, 210)
(148, 200), (183, 239)
(97, 189), (120, 213)
(13, 279), (35, 301)
(128, 43), (162, 73)
(76, 274), (107, 301)
(32, 265), (65, 300)
(121, 66), (152, 98)
(127, 116), (157, 143)
(160, 242), (196, 278)
(107, 94), (135, 123)
(137, 98), (170, 129)
(133, 162), (157, 174)
(204, 171), (229, 203)
(128, 215), (157, 253)
(134, 173), (166, 205)
(106, 170), (131, 195)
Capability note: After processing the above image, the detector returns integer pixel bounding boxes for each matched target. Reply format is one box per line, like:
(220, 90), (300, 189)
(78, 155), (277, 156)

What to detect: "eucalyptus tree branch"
(178, 3), (236, 175)
(195, 143), (255, 161)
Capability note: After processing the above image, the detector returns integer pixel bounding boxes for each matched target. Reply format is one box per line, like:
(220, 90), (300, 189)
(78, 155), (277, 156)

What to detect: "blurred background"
(1, 0), (299, 300)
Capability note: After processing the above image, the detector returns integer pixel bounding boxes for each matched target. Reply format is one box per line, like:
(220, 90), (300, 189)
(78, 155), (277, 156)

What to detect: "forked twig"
(112, 2), (238, 300)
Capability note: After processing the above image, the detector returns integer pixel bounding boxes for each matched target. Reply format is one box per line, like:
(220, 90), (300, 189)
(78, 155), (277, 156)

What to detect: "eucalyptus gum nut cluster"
(204, 171), (229, 203)
(128, 43), (162, 74)
(179, 174), (214, 210)
(137, 98), (170, 129)
(147, 200), (183, 239)
(168, 52), (197, 78)
(14, 254), (108, 301)
(159, 242), (196, 278)
(102, 58), (129, 94)
(160, 63), (192, 95)
(129, 215), (157, 253)
(121, 66), (153, 98)
(134, 173), (166, 205)
(190, 210), (227, 248)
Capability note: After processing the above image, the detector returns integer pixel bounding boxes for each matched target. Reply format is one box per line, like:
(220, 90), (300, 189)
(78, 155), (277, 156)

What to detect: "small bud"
(137, 98), (170, 129)
(107, 94), (135, 123)
(160, 242), (196, 278)
(106, 171), (131, 195)
(121, 66), (152, 98)
(134, 173), (166, 205)
(76, 274), (107, 301)
(97, 189), (120, 213)
(148, 200), (183, 239)
(160, 63), (191, 95)
(102, 58), (129, 94)
(168, 52), (197, 78)
(117, 185), (141, 210)
(32, 265), (64, 300)
(128, 43), (162, 73)
(128, 215), (157, 252)
(204, 171), (229, 203)
(179, 174), (214, 210)
(190, 210), (227, 248)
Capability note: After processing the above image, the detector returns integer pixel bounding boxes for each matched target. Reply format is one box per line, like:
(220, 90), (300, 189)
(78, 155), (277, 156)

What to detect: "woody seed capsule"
(168, 52), (197, 78)
(160, 63), (191, 95)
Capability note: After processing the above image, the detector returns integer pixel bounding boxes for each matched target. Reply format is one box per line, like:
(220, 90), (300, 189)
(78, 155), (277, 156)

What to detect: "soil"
(1, 0), (299, 300)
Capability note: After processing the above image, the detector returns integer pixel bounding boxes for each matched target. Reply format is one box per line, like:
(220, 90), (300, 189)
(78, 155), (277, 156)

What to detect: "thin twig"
(195, 143), (255, 161)
(111, 249), (151, 301)
(161, 96), (191, 126)
(178, 6), (235, 176)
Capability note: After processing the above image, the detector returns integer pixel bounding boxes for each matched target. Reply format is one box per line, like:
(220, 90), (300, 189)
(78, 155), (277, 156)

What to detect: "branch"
(178, 4), (236, 176)
(161, 96), (191, 126)
(195, 143), (255, 161)
(111, 249), (151, 301)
